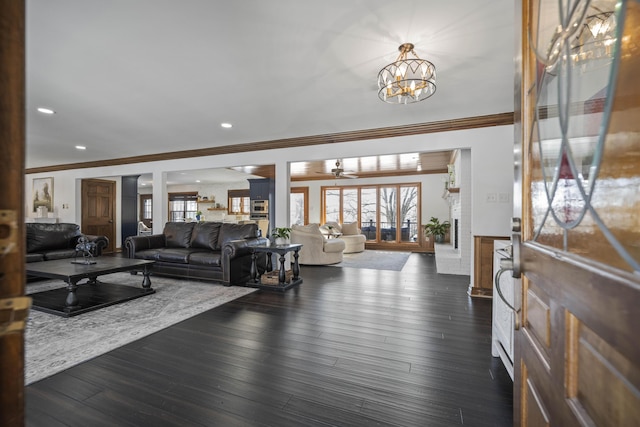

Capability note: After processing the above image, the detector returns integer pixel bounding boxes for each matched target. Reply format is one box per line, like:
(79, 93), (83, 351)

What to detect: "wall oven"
(250, 200), (269, 220)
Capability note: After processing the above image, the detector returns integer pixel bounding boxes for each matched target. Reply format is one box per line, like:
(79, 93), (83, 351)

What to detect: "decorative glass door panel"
(529, 0), (639, 272)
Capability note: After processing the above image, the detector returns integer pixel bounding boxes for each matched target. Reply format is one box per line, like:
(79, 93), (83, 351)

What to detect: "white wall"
(471, 135), (514, 235)
(25, 124), (515, 282)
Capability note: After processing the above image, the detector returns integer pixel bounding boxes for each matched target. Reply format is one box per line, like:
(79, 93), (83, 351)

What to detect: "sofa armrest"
(124, 234), (165, 258)
(222, 237), (269, 259)
(221, 237), (269, 285)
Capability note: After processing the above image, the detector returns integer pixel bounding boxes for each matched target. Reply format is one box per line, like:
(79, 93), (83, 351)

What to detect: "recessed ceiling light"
(195, 180), (201, 183)
(75, 145), (86, 150)
(221, 123), (232, 128)
(37, 107), (55, 114)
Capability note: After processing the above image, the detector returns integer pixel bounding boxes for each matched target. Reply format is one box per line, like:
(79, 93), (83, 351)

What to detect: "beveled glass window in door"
(529, 0), (639, 273)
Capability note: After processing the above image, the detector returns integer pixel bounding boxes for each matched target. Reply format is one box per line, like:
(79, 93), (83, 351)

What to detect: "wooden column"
(0, 1), (27, 426)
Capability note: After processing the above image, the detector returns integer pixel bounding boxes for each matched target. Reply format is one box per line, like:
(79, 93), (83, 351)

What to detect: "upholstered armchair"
(290, 223), (345, 265)
(322, 221), (366, 253)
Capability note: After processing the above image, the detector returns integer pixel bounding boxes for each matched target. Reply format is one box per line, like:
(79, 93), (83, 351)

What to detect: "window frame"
(139, 194), (152, 227)
(168, 191), (198, 222)
(321, 182), (421, 244)
(228, 189), (250, 214)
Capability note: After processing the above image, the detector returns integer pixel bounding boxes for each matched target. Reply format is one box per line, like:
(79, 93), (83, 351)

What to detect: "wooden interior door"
(82, 179), (116, 253)
(514, 0), (640, 425)
(0, 1), (27, 425)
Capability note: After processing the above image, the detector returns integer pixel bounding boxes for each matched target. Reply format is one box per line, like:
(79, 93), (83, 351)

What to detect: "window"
(290, 187), (309, 225)
(321, 183), (421, 244)
(228, 189), (250, 214)
(139, 194), (152, 227)
(361, 188), (378, 240)
(168, 192), (198, 221)
(324, 189), (341, 223)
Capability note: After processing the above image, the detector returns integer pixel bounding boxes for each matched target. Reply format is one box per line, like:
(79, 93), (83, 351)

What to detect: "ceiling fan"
(325, 159), (358, 179)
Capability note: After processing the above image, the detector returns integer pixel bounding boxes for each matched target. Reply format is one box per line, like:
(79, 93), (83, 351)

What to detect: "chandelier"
(377, 43), (436, 104)
(546, 7), (617, 74)
(571, 10), (616, 66)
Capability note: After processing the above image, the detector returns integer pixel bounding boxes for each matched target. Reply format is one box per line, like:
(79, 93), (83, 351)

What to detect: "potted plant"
(422, 216), (451, 243)
(195, 210), (203, 221)
(271, 227), (291, 245)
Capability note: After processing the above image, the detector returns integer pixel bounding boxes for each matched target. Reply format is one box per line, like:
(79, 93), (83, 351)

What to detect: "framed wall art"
(32, 177), (54, 213)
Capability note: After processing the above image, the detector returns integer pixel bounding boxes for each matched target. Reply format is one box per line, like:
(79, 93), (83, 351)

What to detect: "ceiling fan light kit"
(322, 159), (359, 179)
(377, 43), (436, 104)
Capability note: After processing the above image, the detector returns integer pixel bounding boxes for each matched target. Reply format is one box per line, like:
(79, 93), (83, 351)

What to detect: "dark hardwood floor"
(25, 253), (513, 426)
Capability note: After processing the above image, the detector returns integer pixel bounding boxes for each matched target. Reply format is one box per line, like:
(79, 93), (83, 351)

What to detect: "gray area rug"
(328, 250), (411, 271)
(25, 272), (256, 385)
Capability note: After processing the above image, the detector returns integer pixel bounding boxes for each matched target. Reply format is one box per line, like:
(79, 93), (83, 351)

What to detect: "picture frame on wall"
(32, 177), (54, 214)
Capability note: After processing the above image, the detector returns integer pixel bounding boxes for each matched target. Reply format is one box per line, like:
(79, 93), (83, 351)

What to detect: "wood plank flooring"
(25, 253), (513, 426)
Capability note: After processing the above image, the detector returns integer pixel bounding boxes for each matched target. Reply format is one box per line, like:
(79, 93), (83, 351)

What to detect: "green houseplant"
(271, 227), (291, 245)
(422, 217), (451, 243)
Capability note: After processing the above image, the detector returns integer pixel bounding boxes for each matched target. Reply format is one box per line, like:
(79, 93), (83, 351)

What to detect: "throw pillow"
(341, 222), (359, 235)
(292, 223), (321, 235)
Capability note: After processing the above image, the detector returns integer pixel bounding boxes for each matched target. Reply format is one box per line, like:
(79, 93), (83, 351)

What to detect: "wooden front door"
(82, 179), (116, 253)
(514, 0), (640, 425)
(0, 1), (27, 425)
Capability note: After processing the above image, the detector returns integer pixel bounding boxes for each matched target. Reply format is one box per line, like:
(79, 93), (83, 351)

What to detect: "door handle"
(495, 258), (521, 330)
(493, 217), (523, 330)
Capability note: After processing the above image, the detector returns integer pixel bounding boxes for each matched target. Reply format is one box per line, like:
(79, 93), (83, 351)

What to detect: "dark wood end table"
(247, 243), (303, 291)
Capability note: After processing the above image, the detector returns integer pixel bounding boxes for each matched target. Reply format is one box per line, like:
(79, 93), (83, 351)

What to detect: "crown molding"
(26, 112), (514, 174)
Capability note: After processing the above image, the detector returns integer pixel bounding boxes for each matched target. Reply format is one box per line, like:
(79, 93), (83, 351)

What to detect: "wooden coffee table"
(26, 257), (155, 317)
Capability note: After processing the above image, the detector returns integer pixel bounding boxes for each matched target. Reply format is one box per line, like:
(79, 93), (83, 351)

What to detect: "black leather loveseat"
(26, 222), (109, 263)
(124, 221), (268, 286)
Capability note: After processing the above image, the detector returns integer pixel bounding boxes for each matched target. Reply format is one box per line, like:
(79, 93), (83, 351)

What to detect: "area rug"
(25, 273), (256, 385)
(328, 250), (411, 271)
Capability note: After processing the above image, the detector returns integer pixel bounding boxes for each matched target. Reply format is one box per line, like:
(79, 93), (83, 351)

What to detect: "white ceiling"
(26, 0), (515, 170)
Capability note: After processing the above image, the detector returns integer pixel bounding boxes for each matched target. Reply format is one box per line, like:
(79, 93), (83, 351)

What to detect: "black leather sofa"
(26, 222), (109, 263)
(124, 221), (269, 286)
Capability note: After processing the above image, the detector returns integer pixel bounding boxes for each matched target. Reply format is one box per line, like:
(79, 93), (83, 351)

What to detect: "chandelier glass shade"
(377, 43), (436, 104)
(572, 10), (616, 65)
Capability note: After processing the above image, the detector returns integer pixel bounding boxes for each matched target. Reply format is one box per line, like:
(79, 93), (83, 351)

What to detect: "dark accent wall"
(121, 175), (140, 245)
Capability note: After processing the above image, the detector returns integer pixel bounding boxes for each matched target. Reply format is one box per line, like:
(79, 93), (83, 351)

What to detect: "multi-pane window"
(168, 192), (198, 221)
(228, 189), (250, 214)
(322, 183), (420, 243)
(139, 194), (152, 227)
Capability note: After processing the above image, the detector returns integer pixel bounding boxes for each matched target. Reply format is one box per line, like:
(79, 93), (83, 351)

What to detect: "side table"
(247, 243), (303, 291)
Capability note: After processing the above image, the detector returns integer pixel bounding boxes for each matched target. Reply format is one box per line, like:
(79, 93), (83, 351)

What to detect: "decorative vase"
(435, 234), (445, 244)
(275, 237), (287, 245)
(195, 215), (201, 221)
